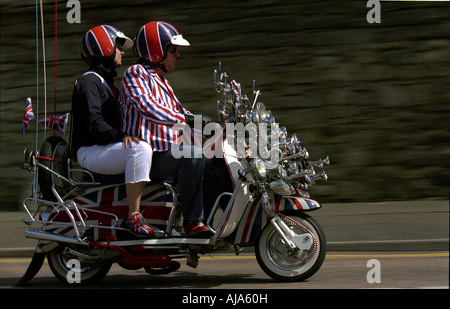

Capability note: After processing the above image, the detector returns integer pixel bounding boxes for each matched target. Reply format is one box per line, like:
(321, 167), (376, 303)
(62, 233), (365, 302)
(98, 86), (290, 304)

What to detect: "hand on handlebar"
(184, 114), (215, 128)
(201, 115), (214, 126)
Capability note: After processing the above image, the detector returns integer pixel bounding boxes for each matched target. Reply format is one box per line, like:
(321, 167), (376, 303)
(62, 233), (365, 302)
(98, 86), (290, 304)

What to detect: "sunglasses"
(167, 46), (178, 54)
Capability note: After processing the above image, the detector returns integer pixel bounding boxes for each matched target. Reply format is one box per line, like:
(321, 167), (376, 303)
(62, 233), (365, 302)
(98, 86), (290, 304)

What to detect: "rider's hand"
(184, 114), (214, 127)
(123, 135), (141, 149)
(184, 114), (195, 127)
(202, 115), (214, 126)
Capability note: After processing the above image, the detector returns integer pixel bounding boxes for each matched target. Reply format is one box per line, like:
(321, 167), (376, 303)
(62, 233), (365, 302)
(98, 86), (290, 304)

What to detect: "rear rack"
(22, 185), (128, 244)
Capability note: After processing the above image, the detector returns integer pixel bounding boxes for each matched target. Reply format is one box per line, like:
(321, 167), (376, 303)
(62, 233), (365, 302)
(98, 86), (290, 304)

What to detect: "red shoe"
(183, 221), (212, 237)
(125, 212), (155, 237)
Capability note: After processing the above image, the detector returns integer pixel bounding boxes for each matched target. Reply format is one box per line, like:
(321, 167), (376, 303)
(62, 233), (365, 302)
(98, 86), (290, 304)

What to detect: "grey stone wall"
(0, 1), (448, 209)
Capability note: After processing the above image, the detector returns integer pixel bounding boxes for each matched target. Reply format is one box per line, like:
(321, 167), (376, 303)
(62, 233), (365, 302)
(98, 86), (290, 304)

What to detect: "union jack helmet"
(81, 25), (133, 64)
(133, 21), (190, 65)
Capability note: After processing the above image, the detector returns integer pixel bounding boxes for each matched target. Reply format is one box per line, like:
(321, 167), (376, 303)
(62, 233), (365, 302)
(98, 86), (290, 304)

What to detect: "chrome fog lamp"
(256, 102), (267, 120)
(254, 159), (266, 178)
(252, 108), (260, 123)
(217, 100), (228, 123)
(289, 162), (299, 175)
(264, 110), (274, 123)
(267, 164), (287, 178)
(261, 191), (275, 217)
(269, 179), (296, 196)
(235, 103), (247, 123)
(245, 111), (253, 124)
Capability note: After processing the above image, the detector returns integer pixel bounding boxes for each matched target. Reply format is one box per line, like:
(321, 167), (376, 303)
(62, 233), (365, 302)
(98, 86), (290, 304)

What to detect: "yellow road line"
(0, 257), (35, 263)
(193, 252), (450, 260)
(0, 252), (448, 263)
(325, 252), (449, 259)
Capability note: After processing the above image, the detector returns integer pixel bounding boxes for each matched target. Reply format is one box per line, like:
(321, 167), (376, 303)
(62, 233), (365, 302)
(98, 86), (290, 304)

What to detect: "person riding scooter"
(120, 21), (212, 237)
(71, 25), (155, 237)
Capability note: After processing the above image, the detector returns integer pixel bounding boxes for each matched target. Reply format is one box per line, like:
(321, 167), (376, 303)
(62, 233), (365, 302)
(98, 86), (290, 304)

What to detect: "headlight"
(254, 159), (266, 178)
(261, 191), (275, 217)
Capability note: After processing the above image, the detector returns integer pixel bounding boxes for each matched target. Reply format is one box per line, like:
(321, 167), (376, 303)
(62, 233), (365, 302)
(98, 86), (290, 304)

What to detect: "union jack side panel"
(41, 182), (176, 242)
(226, 196), (321, 245)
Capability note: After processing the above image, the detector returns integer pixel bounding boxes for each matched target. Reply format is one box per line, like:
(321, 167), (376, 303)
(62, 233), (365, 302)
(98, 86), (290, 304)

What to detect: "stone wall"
(0, 0), (448, 209)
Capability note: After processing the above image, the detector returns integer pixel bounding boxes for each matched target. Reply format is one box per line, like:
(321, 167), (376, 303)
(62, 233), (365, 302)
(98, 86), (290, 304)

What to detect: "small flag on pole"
(39, 113), (69, 133)
(21, 97), (34, 135)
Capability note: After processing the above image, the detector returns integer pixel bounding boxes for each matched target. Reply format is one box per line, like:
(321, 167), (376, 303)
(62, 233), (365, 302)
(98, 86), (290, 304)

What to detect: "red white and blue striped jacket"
(119, 64), (191, 152)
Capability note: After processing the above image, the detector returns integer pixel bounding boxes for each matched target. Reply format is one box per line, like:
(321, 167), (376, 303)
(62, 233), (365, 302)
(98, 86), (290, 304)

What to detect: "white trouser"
(76, 141), (152, 184)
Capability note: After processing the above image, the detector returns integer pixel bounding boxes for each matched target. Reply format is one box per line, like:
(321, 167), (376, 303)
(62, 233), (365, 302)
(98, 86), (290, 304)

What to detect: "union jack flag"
(38, 112), (69, 133)
(21, 97), (34, 135)
(40, 182), (175, 243)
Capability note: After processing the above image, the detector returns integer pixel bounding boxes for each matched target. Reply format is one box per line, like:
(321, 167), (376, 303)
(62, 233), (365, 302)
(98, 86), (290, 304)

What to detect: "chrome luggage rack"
(22, 148), (128, 244)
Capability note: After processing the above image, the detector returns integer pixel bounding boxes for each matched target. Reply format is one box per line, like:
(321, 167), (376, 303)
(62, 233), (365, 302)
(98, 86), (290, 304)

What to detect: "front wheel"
(255, 211), (326, 282)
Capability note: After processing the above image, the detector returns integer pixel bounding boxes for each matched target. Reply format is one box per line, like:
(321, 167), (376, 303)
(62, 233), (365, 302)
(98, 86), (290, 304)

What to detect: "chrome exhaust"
(25, 228), (89, 246)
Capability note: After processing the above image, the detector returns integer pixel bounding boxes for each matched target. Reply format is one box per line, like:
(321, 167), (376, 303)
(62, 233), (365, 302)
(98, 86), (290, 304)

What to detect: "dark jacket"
(70, 66), (125, 159)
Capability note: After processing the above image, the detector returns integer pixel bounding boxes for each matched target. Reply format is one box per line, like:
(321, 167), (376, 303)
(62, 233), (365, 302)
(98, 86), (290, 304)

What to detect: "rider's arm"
(120, 64), (187, 126)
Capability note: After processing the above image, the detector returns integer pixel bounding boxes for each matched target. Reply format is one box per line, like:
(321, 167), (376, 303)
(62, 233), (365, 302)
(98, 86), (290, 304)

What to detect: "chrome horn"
(307, 156), (330, 168)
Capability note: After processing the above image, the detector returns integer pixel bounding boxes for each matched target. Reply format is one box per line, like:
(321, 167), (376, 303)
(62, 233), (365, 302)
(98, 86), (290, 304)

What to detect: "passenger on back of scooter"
(120, 21), (212, 237)
(71, 25), (155, 237)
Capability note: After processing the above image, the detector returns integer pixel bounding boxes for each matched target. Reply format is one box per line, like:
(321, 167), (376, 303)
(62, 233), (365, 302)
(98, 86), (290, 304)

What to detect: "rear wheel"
(47, 246), (111, 284)
(255, 212), (326, 282)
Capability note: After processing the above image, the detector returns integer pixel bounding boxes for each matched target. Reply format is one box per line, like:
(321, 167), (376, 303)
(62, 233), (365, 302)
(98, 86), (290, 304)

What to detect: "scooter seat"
(83, 171), (176, 186)
(85, 172), (125, 185)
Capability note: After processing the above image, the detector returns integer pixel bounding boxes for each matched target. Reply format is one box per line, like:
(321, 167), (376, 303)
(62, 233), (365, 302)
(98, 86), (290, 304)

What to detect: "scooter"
(19, 63), (330, 284)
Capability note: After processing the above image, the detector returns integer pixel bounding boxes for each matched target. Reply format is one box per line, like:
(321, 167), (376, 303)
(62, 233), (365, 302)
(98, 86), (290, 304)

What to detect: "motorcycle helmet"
(133, 21), (190, 65)
(81, 25), (133, 65)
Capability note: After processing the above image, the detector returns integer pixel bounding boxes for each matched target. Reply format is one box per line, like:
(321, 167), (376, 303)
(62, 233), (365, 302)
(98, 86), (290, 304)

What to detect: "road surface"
(0, 251), (447, 289)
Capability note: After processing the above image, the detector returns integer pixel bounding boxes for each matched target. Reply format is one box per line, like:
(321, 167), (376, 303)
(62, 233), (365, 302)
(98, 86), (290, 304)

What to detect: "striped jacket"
(119, 64), (191, 152)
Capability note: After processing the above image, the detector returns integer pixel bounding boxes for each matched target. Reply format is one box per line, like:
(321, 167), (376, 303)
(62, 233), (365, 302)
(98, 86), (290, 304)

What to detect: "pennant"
(39, 113), (69, 133)
(21, 97), (34, 135)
